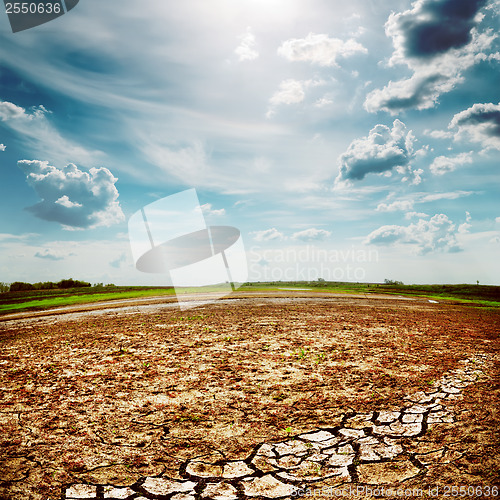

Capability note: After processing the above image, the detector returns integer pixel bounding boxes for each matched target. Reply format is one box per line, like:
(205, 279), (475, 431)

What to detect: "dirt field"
(0, 292), (498, 499)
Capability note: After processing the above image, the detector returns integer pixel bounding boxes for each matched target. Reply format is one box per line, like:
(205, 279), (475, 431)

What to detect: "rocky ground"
(0, 293), (498, 499)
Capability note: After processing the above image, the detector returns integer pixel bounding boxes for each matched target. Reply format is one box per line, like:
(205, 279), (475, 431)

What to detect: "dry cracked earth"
(0, 293), (499, 499)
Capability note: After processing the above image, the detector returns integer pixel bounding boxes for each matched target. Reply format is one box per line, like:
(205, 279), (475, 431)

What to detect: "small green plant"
(285, 426), (292, 434)
(297, 347), (308, 360)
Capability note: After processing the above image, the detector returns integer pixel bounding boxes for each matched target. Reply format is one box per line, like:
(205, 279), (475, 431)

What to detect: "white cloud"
(34, 249), (65, 261)
(0, 144), (6, 151)
(0, 100), (103, 166)
(365, 213), (462, 254)
(278, 33), (367, 67)
(376, 200), (414, 212)
(449, 102), (500, 150)
(291, 228), (331, 241)
(234, 27), (259, 61)
(419, 190), (474, 203)
(200, 203), (226, 216)
(430, 152), (473, 175)
(0, 100), (27, 120)
(364, 0), (496, 113)
(458, 211), (472, 234)
(17, 160), (124, 229)
(269, 79), (305, 107)
(313, 96), (333, 108)
(336, 119), (416, 183)
(251, 228), (286, 242)
(405, 211), (429, 219)
(266, 78), (326, 117)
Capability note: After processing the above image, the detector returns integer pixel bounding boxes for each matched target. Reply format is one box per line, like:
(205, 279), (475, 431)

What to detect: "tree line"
(5, 279), (92, 292)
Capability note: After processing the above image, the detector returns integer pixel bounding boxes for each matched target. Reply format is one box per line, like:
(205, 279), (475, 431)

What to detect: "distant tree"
(57, 278), (91, 289)
(10, 281), (34, 292)
(384, 279), (404, 285)
(0, 282), (10, 293)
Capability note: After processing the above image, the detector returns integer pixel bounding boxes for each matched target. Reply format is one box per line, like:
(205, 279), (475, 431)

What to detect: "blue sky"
(0, 0), (499, 286)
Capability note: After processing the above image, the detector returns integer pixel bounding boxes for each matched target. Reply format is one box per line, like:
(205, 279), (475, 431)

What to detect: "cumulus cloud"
(278, 33), (367, 67)
(200, 203), (226, 216)
(34, 249), (64, 261)
(0, 100), (28, 120)
(266, 78), (326, 117)
(449, 102), (500, 150)
(0, 144), (6, 151)
(430, 152), (473, 175)
(251, 228), (286, 242)
(291, 228), (331, 241)
(269, 79), (306, 107)
(364, 0), (496, 113)
(458, 211), (472, 234)
(376, 200), (414, 212)
(365, 213), (462, 254)
(234, 27), (259, 61)
(336, 119), (416, 183)
(389, 0), (488, 60)
(18, 160), (124, 229)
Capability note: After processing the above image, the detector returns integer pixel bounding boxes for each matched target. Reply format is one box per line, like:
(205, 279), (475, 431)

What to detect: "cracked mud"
(0, 294), (498, 499)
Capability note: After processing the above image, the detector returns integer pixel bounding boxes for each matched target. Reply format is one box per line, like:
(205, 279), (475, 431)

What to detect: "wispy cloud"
(251, 228), (286, 242)
(291, 228), (331, 241)
(0, 100), (104, 166)
(234, 27), (259, 61)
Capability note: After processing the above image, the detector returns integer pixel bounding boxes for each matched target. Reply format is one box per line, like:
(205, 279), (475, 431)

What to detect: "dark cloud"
(395, 0), (488, 59)
(449, 102), (500, 150)
(18, 160), (124, 229)
(34, 249), (64, 261)
(336, 120), (415, 182)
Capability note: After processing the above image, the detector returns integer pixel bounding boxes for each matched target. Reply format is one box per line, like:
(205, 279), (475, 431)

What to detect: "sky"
(0, 0), (499, 286)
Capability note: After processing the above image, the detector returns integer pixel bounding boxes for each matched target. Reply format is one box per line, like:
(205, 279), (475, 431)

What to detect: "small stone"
(222, 461), (253, 479)
(66, 485), (97, 499)
(142, 478), (197, 496)
(242, 474), (298, 498)
(202, 482), (238, 500)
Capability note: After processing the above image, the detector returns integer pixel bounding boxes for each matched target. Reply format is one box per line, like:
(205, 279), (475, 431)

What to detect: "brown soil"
(0, 293), (498, 499)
